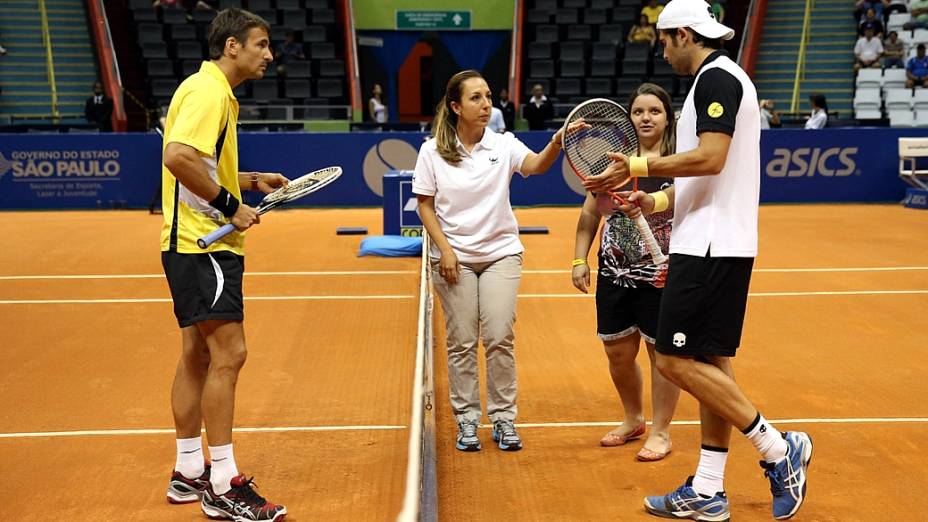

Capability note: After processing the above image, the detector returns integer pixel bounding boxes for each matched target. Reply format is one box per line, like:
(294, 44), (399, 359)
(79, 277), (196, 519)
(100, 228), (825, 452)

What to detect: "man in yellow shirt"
(642, 0), (665, 25)
(160, 8), (288, 521)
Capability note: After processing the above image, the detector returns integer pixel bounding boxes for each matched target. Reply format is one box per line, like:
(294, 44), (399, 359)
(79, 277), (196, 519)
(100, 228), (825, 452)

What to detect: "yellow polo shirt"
(160, 61), (243, 255)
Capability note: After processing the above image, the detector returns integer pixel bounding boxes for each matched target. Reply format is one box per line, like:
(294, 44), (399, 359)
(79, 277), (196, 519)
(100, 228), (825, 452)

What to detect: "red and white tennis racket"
(561, 98), (668, 264)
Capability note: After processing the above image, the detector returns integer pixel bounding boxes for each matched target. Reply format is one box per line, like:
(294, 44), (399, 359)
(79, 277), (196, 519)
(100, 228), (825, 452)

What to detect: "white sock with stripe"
(743, 413), (789, 463)
(209, 443), (239, 495)
(175, 436), (204, 479)
(691, 445), (728, 497)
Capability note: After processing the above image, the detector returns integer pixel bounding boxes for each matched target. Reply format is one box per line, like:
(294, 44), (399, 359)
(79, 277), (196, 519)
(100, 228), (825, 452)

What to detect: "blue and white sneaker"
(492, 420), (523, 451)
(456, 418), (481, 451)
(761, 431), (813, 520)
(643, 477), (730, 522)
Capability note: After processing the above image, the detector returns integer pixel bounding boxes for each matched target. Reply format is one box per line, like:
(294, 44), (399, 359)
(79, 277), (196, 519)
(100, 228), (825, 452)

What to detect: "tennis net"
(396, 234), (437, 522)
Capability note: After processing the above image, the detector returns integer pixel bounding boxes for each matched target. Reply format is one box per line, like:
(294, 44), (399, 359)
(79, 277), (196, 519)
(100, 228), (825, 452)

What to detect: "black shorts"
(161, 251), (245, 328)
(655, 253), (754, 358)
(595, 275), (662, 343)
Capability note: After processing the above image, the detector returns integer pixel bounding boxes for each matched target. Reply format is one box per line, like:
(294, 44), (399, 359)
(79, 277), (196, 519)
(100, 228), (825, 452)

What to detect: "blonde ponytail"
(433, 95), (461, 164)
(432, 69), (484, 165)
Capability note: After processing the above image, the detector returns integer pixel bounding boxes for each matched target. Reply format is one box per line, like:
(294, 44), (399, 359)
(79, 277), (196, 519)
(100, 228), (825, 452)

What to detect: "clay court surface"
(1, 205), (926, 520)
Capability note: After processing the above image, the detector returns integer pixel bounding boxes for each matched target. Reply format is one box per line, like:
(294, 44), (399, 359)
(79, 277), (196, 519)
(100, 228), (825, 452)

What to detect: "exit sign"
(396, 10), (472, 30)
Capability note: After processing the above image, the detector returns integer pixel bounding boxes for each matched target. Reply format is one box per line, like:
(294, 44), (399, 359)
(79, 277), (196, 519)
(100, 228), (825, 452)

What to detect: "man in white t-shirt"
(854, 26), (884, 71)
(584, 1), (813, 520)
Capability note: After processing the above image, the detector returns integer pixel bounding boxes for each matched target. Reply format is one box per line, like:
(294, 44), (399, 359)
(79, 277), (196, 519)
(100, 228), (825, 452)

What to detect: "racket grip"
(197, 223), (236, 249)
(633, 214), (668, 265)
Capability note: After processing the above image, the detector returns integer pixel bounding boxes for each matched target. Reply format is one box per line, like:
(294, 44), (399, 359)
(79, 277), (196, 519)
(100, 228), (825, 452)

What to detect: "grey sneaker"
(492, 420), (523, 451)
(456, 418), (481, 451)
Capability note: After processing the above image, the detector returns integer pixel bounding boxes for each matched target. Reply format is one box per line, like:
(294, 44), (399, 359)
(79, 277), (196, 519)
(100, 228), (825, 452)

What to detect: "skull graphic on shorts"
(672, 332), (686, 348)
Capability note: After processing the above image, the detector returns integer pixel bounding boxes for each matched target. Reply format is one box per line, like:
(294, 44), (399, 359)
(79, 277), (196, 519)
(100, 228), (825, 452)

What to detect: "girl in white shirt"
(805, 93), (828, 129)
(413, 70), (578, 452)
(368, 83), (387, 124)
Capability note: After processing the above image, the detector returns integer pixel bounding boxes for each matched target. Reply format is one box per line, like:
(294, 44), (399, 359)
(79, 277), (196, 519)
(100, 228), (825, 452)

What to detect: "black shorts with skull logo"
(655, 252), (754, 358)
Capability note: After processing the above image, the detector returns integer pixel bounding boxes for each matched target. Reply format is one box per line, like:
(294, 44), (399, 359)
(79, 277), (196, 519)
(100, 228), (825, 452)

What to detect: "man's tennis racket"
(562, 98), (668, 265)
(197, 166), (342, 249)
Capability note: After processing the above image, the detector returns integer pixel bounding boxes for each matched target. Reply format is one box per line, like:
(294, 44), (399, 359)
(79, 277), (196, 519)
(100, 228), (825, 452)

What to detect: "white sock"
(175, 437), (204, 479)
(209, 443), (239, 495)
(743, 413), (788, 463)
(691, 446), (728, 497)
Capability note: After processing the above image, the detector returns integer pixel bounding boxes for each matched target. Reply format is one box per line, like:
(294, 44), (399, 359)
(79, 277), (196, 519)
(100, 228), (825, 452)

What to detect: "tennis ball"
(363, 139), (418, 196)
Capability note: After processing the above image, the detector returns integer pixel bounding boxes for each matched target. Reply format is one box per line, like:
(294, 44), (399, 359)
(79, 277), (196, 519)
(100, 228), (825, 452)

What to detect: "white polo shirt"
(412, 129), (532, 263)
(673, 51), (760, 258)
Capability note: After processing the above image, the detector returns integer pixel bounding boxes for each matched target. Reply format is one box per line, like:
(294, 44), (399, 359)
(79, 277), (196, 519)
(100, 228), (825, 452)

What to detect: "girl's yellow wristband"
(630, 156), (649, 178)
(650, 190), (669, 213)
(571, 258), (587, 267)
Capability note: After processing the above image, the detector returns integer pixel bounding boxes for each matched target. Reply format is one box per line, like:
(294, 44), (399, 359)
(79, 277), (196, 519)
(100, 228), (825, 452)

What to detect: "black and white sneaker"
(201, 474), (287, 521)
(455, 418), (481, 451)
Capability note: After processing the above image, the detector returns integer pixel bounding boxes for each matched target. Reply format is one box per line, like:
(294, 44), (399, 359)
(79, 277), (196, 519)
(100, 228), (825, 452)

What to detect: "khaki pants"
(432, 254), (522, 423)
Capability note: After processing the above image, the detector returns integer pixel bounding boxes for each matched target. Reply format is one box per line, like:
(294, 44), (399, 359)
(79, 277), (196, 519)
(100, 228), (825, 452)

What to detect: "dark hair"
(208, 8), (270, 60)
(627, 83), (677, 157)
(809, 93), (828, 113)
(919, 43), (927, 51)
(432, 70), (484, 165)
(660, 27), (723, 50)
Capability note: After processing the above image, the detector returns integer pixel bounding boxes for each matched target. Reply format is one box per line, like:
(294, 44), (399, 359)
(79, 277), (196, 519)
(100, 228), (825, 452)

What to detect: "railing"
(790, 0), (813, 113)
(86, 0), (128, 131)
(737, 0), (768, 76)
(509, 0), (524, 107)
(343, 0), (362, 122)
(237, 104), (353, 122)
(38, 0), (59, 120)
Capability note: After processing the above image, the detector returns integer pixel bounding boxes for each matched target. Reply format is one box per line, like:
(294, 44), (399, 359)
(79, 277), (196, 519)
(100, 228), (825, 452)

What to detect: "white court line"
(0, 425), (406, 439)
(0, 295), (415, 305)
(518, 290), (928, 299)
(2, 417), (925, 440)
(0, 271), (417, 280)
(2, 266), (927, 280)
(2, 290), (927, 305)
(501, 418), (928, 429)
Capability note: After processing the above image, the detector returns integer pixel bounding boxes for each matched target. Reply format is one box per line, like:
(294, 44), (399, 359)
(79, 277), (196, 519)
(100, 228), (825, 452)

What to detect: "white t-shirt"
(488, 107), (506, 133)
(412, 130), (532, 263)
(854, 36), (883, 62)
(805, 109), (827, 129)
(673, 51), (760, 258)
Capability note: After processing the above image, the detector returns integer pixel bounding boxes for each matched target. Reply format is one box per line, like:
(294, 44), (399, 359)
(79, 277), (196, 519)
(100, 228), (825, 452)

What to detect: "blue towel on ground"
(359, 235), (423, 257)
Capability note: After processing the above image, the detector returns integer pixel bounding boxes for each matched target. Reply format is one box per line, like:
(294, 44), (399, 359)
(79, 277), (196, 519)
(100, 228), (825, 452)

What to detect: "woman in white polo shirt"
(413, 70), (572, 452)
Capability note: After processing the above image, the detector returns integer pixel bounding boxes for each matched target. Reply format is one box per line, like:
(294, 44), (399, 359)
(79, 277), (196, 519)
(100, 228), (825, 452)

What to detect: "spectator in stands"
(368, 83), (387, 123)
(523, 84), (553, 131)
(628, 14), (658, 48)
(0, 30), (6, 56)
(905, 0), (928, 29)
(883, 31), (906, 68)
(489, 106), (506, 133)
(495, 88), (516, 131)
(854, 1), (887, 23)
(858, 8), (884, 37)
(759, 99), (781, 129)
(84, 82), (113, 132)
(274, 30), (304, 77)
(854, 26), (884, 71)
(906, 44), (928, 88)
(805, 93), (828, 129)
(641, 0), (664, 25)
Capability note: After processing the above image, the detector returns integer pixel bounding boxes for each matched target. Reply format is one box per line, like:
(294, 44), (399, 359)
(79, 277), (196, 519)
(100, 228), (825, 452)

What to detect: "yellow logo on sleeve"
(708, 102), (724, 118)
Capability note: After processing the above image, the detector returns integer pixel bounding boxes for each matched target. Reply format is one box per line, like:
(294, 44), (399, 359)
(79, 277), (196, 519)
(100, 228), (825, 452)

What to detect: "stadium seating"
(130, 0), (346, 119)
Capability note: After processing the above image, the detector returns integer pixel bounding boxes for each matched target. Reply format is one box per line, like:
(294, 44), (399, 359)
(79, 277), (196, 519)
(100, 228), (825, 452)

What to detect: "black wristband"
(208, 186), (240, 218)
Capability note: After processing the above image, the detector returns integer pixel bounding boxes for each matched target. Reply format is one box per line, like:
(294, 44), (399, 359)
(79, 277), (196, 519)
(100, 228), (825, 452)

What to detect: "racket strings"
(563, 102), (638, 180)
(263, 167), (341, 206)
